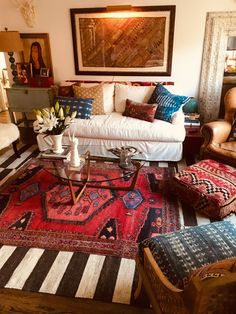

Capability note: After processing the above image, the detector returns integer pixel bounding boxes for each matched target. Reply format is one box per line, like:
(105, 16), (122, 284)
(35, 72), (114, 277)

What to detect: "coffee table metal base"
(68, 160), (142, 205)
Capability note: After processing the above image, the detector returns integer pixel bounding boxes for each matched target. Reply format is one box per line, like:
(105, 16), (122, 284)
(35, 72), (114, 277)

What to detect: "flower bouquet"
(33, 101), (76, 135)
(33, 102), (77, 154)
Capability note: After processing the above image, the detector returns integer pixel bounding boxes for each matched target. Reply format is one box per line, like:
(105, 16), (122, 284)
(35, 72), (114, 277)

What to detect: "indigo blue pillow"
(54, 96), (93, 119)
(148, 84), (190, 122)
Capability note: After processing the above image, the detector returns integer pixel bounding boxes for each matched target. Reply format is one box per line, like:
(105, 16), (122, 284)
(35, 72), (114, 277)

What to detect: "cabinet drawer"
(6, 87), (53, 112)
(185, 126), (201, 138)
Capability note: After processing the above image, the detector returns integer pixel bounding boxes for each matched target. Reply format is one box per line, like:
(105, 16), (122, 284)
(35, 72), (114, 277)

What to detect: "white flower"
(64, 116), (72, 127)
(33, 102), (76, 135)
(44, 116), (58, 131)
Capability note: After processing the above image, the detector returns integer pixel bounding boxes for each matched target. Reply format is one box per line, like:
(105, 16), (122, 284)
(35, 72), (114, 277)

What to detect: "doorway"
(199, 11), (236, 123)
(0, 52), (9, 112)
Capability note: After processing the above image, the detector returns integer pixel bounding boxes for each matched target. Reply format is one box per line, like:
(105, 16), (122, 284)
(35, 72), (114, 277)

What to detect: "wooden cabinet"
(5, 87), (54, 144)
(183, 125), (202, 165)
(5, 87), (54, 125)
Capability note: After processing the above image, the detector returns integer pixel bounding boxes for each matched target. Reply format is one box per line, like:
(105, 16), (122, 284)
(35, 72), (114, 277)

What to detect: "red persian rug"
(0, 159), (180, 258)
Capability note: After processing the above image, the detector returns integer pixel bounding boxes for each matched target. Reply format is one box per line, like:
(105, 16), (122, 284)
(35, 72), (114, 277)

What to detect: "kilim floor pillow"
(138, 221), (236, 290)
(172, 159), (236, 219)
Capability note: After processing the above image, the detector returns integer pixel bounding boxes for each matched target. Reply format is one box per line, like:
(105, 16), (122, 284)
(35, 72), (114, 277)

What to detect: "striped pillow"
(54, 96), (93, 119)
(148, 83), (190, 122)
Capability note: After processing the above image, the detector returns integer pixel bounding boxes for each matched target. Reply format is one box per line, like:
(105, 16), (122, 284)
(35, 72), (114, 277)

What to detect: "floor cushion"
(138, 221), (236, 289)
(173, 159), (236, 219)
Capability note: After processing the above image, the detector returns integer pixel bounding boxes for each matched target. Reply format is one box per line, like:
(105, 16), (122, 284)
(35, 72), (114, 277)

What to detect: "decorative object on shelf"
(0, 29), (23, 85)
(12, 0), (36, 28)
(33, 101), (77, 154)
(68, 132), (81, 167)
(20, 33), (53, 78)
(184, 113), (200, 126)
(16, 62), (32, 85)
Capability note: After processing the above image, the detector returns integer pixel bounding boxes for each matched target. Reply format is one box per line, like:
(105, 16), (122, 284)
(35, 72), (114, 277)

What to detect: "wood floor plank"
(112, 258), (136, 304)
(5, 248), (44, 289)
(0, 288), (153, 314)
(0, 245), (16, 269)
(39, 251), (73, 294)
(75, 254), (106, 299)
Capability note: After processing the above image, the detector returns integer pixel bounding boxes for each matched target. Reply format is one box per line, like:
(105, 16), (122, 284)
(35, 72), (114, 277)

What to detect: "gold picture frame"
(20, 33), (53, 77)
(70, 6), (175, 76)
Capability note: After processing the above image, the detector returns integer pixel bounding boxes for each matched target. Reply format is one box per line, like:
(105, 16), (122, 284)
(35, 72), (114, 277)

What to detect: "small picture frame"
(40, 67), (49, 77)
(16, 62), (32, 85)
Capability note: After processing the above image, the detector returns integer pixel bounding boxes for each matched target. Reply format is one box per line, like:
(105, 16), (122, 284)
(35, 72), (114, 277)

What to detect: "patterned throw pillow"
(123, 99), (157, 122)
(54, 96), (93, 119)
(148, 83), (190, 122)
(58, 85), (74, 97)
(139, 221), (236, 289)
(182, 97), (199, 113)
(73, 84), (104, 115)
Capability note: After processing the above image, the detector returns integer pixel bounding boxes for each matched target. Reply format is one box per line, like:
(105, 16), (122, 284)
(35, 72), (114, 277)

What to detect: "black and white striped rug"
(0, 144), (235, 306)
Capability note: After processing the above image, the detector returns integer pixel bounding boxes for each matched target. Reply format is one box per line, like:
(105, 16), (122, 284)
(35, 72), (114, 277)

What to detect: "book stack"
(184, 113), (200, 126)
(40, 146), (70, 159)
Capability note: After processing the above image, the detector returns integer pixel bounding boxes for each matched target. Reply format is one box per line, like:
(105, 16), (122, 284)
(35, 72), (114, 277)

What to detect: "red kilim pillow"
(123, 99), (157, 122)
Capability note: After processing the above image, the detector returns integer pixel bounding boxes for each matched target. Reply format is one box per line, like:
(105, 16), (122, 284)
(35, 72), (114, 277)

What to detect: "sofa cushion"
(123, 99), (157, 122)
(73, 84), (104, 115)
(115, 84), (155, 113)
(148, 84), (190, 122)
(54, 96), (93, 119)
(139, 221), (236, 289)
(70, 112), (185, 142)
(80, 83), (115, 113)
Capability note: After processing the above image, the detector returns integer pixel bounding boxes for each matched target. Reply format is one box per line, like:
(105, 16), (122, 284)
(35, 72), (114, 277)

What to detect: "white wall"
(0, 0), (235, 98)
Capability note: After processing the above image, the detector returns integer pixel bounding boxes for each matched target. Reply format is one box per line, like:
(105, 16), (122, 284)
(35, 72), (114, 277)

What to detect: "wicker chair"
(135, 221), (236, 314)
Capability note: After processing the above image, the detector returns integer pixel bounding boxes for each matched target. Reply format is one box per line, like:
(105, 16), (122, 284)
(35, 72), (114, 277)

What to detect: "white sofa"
(37, 82), (186, 161)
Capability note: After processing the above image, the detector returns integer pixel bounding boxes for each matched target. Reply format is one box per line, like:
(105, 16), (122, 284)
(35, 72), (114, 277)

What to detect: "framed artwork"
(70, 6), (175, 76)
(40, 67), (50, 77)
(20, 33), (53, 77)
(16, 62), (32, 85)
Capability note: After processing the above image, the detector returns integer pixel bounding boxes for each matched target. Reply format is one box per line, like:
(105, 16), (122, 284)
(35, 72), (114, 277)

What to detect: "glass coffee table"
(39, 148), (145, 204)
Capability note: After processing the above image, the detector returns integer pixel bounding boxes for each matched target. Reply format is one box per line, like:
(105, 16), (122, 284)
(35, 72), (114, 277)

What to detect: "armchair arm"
(200, 120), (232, 146)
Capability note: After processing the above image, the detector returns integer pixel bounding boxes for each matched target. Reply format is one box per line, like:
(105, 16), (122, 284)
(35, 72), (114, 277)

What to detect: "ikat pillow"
(73, 84), (104, 115)
(54, 96), (93, 120)
(123, 99), (157, 122)
(148, 83), (190, 122)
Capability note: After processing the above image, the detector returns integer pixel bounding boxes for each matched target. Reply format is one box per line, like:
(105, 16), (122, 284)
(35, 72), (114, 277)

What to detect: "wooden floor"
(0, 288), (153, 314)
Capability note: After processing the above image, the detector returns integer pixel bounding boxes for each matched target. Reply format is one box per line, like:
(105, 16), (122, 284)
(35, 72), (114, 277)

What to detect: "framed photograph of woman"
(20, 33), (53, 77)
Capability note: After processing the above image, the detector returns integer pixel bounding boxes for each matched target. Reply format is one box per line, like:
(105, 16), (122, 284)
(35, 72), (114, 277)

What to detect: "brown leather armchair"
(200, 87), (236, 167)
